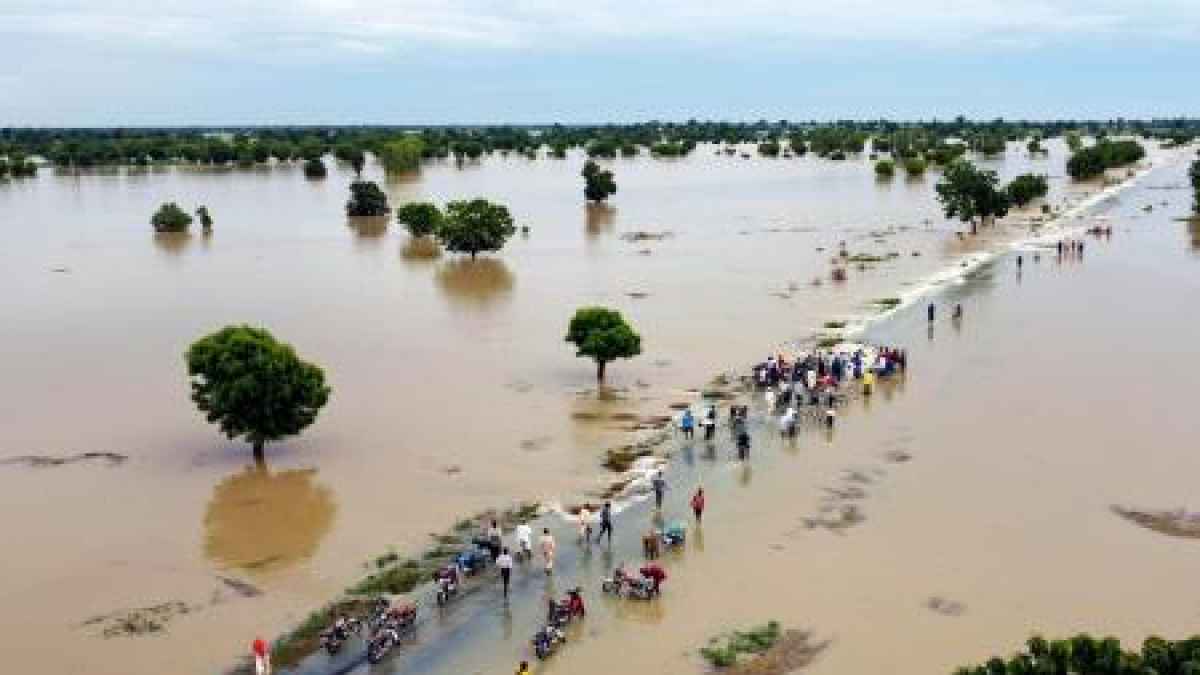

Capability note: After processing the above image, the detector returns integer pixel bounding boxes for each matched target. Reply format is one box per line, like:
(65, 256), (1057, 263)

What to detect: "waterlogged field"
(0, 139), (1171, 674)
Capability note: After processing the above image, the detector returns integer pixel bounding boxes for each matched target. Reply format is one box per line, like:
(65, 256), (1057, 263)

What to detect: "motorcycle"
(365, 603), (417, 664)
(531, 622), (567, 659)
(433, 565), (460, 607)
(601, 568), (656, 600)
(456, 542), (492, 576)
(659, 522), (687, 549)
(317, 616), (362, 655)
(548, 587), (586, 625)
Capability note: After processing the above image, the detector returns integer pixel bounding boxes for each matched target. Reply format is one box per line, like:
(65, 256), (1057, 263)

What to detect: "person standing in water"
(691, 487), (706, 523)
(595, 501), (614, 545)
(680, 409), (695, 439)
(927, 302), (935, 322)
(516, 661), (532, 675)
(514, 521), (533, 561)
(577, 504), (592, 543)
(652, 470), (667, 510)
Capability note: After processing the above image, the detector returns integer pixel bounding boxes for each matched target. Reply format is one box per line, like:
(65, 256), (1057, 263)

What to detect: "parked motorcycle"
(531, 622), (567, 659)
(317, 616), (362, 655)
(365, 603), (417, 664)
(601, 568), (655, 600)
(433, 565), (460, 607)
(456, 542), (492, 576)
(659, 522), (687, 549)
(547, 587), (586, 624)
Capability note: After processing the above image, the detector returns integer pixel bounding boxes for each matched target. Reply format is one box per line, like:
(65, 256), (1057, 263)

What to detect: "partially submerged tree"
(346, 180), (389, 217)
(582, 160), (617, 203)
(935, 160), (1011, 234)
(874, 159), (895, 177)
(903, 157), (928, 176)
(379, 136), (425, 173)
(151, 202), (193, 232)
(185, 325), (330, 463)
(565, 307), (642, 382)
(1190, 158), (1200, 214)
(196, 205), (214, 233)
(303, 157), (327, 179)
(395, 201), (443, 238)
(1006, 173), (1049, 207)
(435, 198), (516, 258)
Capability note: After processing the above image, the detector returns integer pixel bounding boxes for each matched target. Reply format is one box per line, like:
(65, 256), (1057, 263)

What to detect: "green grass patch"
(348, 559), (431, 596)
(700, 621), (782, 668)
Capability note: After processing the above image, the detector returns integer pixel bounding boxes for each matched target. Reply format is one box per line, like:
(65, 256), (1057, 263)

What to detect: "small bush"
(700, 621), (782, 668)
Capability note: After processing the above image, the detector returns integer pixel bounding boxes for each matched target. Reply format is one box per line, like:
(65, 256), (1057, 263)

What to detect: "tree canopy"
(1067, 139), (1146, 180)
(346, 180), (389, 217)
(379, 136), (425, 173)
(1006, 173), (1049, 207)
(435, 198), (516, 258)
(582, 160), (617, 203)
(935, 160), (1011, 233)
(303, 157), (327, 179)
(955, 633), (1200, 675)
(151, 202), (193, 233)
(565, 307), (642, 381)
(395, 202), (443, 238)
(185, 325), (330, 462)
(874, 158), (895, 177)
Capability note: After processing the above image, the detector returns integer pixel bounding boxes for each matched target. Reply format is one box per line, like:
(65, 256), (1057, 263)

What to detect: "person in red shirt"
(252, 637), (270, 675)
(639, 564), (667, 594)
(691, 487), (705, 523)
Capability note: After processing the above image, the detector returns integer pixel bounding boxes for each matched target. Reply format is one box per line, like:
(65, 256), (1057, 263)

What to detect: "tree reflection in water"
(435, 257), (515, 309)
(203, 463), (336, 575)
(585, 203), (617, 238)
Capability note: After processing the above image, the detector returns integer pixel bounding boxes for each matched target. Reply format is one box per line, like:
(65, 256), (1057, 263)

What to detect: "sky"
(2, 0), (1199, 126)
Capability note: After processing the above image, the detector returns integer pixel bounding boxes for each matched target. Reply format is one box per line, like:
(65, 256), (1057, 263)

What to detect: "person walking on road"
(652, 470), (667, 510)
(497, 547), (514, 598)
(516, 661), (532, 675)
(595, 501), (614, 545)
(577, 504), (593, 543)
(691, 487), (706, 523)
(539, 528), (556, 575)
(514, 521), (533, 562)
(681, 409), (695, 439)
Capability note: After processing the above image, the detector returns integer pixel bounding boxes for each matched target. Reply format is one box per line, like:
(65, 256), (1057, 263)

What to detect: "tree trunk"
(971, 219), (979, 235)
(252, 440), (265, 466)
(596, 360), (607, 382)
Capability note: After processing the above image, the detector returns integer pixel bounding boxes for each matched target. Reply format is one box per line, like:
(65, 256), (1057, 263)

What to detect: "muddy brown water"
(0, 140), (1187, 674)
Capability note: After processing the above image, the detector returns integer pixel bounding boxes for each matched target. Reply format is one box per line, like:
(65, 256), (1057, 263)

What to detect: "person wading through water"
(595, 501), (614, 545)
(691, 487), (706, 523)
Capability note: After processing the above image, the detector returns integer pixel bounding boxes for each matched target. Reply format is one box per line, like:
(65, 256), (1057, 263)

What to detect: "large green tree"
(151, 202), (193, 232)
(396, 202), (442, 237)
(379, 136), (425, 173)
(935, 160), (1011, 234)
(1006, 173), (1049, 207)
(303, 157), (327, 179)
(565, 307), (642, 381)
(582, 160), (617, 203)
(346, 180), (389, 217)
(435, 198), (516, 258)
(185, 325), (330, 463)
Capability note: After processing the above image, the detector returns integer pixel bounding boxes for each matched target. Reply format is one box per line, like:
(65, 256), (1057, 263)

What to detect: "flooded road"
(0, 140), (1186, 674)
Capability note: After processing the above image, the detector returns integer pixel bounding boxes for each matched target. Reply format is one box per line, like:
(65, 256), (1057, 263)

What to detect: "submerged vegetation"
(582, 159), (618, 203)
(955, 634), (1200, 675)
(150, 202), (193, 233)
(700, 621), (782, 667)
(1066, 139), (1146, 179)
(1006, 173), (1050, 207)
(345, 180), (389, 217)
(936, 160), (1011, 233)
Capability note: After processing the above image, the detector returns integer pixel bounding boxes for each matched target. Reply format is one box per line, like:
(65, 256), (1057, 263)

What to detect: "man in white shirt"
(496, 548), (514, 598)
(539, 528), (556, 574)
(515, 522), (532, 560)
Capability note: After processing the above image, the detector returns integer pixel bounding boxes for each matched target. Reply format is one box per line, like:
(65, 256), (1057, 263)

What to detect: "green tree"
(582, 160), (617, 203)
(303, 157), (327, 179)
(186, 325), (330, 463)
(1006, 173), (1049, 207)
(196, 205), (214, 232)
(1067, 139), (1145, 180)
(757, 140), (781, 157)
(346, 181), (389, 217)
(874, 159), (895, 177)
(151, 202), (193, 233)
(380, 136), (425, 173)
(395, 202), (442, 237)
(903, 157), (928, 176)
(935, 160), (1011, 234)
(435, 198), (516, 259)
(565, 307), (642, 381)
(1065, 131), (1083, 152)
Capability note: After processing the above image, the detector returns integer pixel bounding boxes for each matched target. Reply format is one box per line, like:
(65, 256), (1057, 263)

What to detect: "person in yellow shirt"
(516, 661), (532, 675)
(863, 370), (876, 396)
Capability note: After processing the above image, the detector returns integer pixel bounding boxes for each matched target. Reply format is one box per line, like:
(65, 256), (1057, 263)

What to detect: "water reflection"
(585, 203), (617, 238)
(435, 257), (514, 309)
(152, 231), (193, 256)
(401, 236), (443, 263)
(203, 463), (336, 574)
(1188, 217), (1200, 253)
(347, 215), (389, 241)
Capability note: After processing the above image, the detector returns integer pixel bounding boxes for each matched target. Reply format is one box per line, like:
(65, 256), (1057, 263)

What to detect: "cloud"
(2, 0), (1198, 62)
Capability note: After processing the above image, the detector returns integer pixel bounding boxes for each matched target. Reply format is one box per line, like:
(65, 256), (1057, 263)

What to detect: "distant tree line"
(2, 118), (1195, 171)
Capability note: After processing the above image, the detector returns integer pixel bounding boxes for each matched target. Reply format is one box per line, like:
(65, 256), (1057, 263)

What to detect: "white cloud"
(2, 0), (1198, 62)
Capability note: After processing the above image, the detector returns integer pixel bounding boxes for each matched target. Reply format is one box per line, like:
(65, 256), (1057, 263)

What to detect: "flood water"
(0, 139), (1186, 674)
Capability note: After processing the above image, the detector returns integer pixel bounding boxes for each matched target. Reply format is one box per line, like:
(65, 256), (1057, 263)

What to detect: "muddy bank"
(0, 451), (127, 468)
(1111, 506), (1200, 539)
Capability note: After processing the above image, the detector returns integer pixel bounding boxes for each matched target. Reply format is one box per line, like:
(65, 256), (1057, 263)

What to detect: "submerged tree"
(346, 180), (389, 217)
(582, 160), (617, 203)
(151, 202), (193, 232)
(935, 160), (1011, 234)
(874, 158), (895, 177)
(1006, 173), (1049, 207)
(1190, 158), (1200, 214)
(565, 307), (642, 382)
(436, 198), (516, 258)
(185, 325), (330, 463)
(303, 157), (327, 179)
(395, 201), (443, 237)
(195, 205), (214, 233)
(903, 157), (928, 176)
(379, 136), (425, 173)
